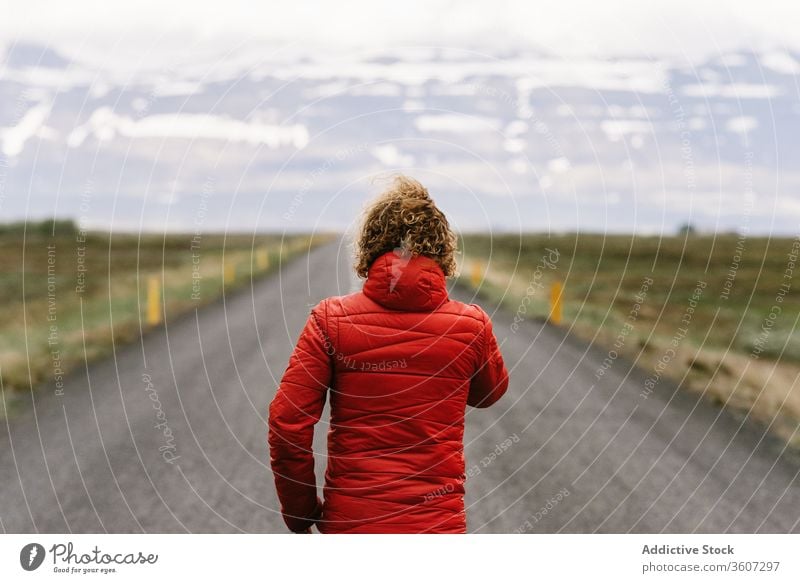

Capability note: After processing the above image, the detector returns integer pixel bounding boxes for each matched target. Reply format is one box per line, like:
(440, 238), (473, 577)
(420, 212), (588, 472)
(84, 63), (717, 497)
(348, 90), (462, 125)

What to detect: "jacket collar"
(363, 250), (449, 312)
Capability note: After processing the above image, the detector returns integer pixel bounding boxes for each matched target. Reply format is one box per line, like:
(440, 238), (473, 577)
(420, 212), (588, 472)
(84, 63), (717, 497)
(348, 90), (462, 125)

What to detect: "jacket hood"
(363, 250), (449, 311)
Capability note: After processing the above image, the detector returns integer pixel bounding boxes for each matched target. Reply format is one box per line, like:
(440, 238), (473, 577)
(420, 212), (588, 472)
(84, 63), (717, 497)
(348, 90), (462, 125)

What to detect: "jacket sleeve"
(467, 308), (509, 408)
(268, 303), (332, 532)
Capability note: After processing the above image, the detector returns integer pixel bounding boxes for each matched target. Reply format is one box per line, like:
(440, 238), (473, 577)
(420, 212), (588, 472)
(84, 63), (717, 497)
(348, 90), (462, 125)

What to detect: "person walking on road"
(268, 175), (509, 533)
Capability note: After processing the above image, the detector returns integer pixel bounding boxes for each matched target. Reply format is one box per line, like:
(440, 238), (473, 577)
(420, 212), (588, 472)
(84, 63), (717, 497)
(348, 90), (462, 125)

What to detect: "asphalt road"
(1, 241), (799, 533)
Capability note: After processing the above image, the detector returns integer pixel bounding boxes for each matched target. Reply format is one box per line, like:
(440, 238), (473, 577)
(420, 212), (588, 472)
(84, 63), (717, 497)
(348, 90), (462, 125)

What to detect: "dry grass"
(0, 221), (329, 412)
(461, 232), (800, 449)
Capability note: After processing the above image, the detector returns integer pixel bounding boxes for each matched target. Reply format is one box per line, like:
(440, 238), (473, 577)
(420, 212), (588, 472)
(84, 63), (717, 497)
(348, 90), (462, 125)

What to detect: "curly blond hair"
(355, 175), (458, 278)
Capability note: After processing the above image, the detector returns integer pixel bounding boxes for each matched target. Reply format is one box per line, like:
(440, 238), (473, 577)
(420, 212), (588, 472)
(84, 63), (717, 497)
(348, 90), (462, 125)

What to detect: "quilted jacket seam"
(327, 309), (484, 323)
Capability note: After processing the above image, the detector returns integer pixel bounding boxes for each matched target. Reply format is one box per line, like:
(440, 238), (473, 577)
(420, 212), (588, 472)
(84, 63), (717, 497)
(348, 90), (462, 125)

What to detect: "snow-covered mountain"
(1, 42), (799, 234)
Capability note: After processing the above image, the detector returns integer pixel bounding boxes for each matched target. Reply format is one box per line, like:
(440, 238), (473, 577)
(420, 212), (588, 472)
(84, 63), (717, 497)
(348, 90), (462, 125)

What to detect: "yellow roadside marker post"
(257, 248), (269, 271)
(224, 262), (236, 285)
(549, 280), (564, 325)
(146, 276), (162, 326)
(470, 261), (483, 287)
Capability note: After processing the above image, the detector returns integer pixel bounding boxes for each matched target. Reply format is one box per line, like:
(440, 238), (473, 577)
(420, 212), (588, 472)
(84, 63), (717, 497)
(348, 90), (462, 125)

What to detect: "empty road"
(2, 241), (799, 533)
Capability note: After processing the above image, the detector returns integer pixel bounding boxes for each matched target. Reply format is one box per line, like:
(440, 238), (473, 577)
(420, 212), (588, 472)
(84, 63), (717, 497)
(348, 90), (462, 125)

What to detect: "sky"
(1, 1), (799, 235)
(1, 0), (800, 64)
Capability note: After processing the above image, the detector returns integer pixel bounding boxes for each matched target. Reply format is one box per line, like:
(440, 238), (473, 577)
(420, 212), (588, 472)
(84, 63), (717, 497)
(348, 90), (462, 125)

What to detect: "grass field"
(459, 233), (800, 448)
(0, 220), (327, 414)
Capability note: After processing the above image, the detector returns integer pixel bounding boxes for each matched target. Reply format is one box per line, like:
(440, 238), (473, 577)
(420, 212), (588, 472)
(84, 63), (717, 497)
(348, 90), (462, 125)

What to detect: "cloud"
(2, 0), (800, 66)
(0, 103), (51, 157)
(65, 108), (309, 149)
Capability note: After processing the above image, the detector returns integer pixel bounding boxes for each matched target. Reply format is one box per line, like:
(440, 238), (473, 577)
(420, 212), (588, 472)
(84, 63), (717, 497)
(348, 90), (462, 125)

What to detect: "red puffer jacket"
(268, 250), (509, 533)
